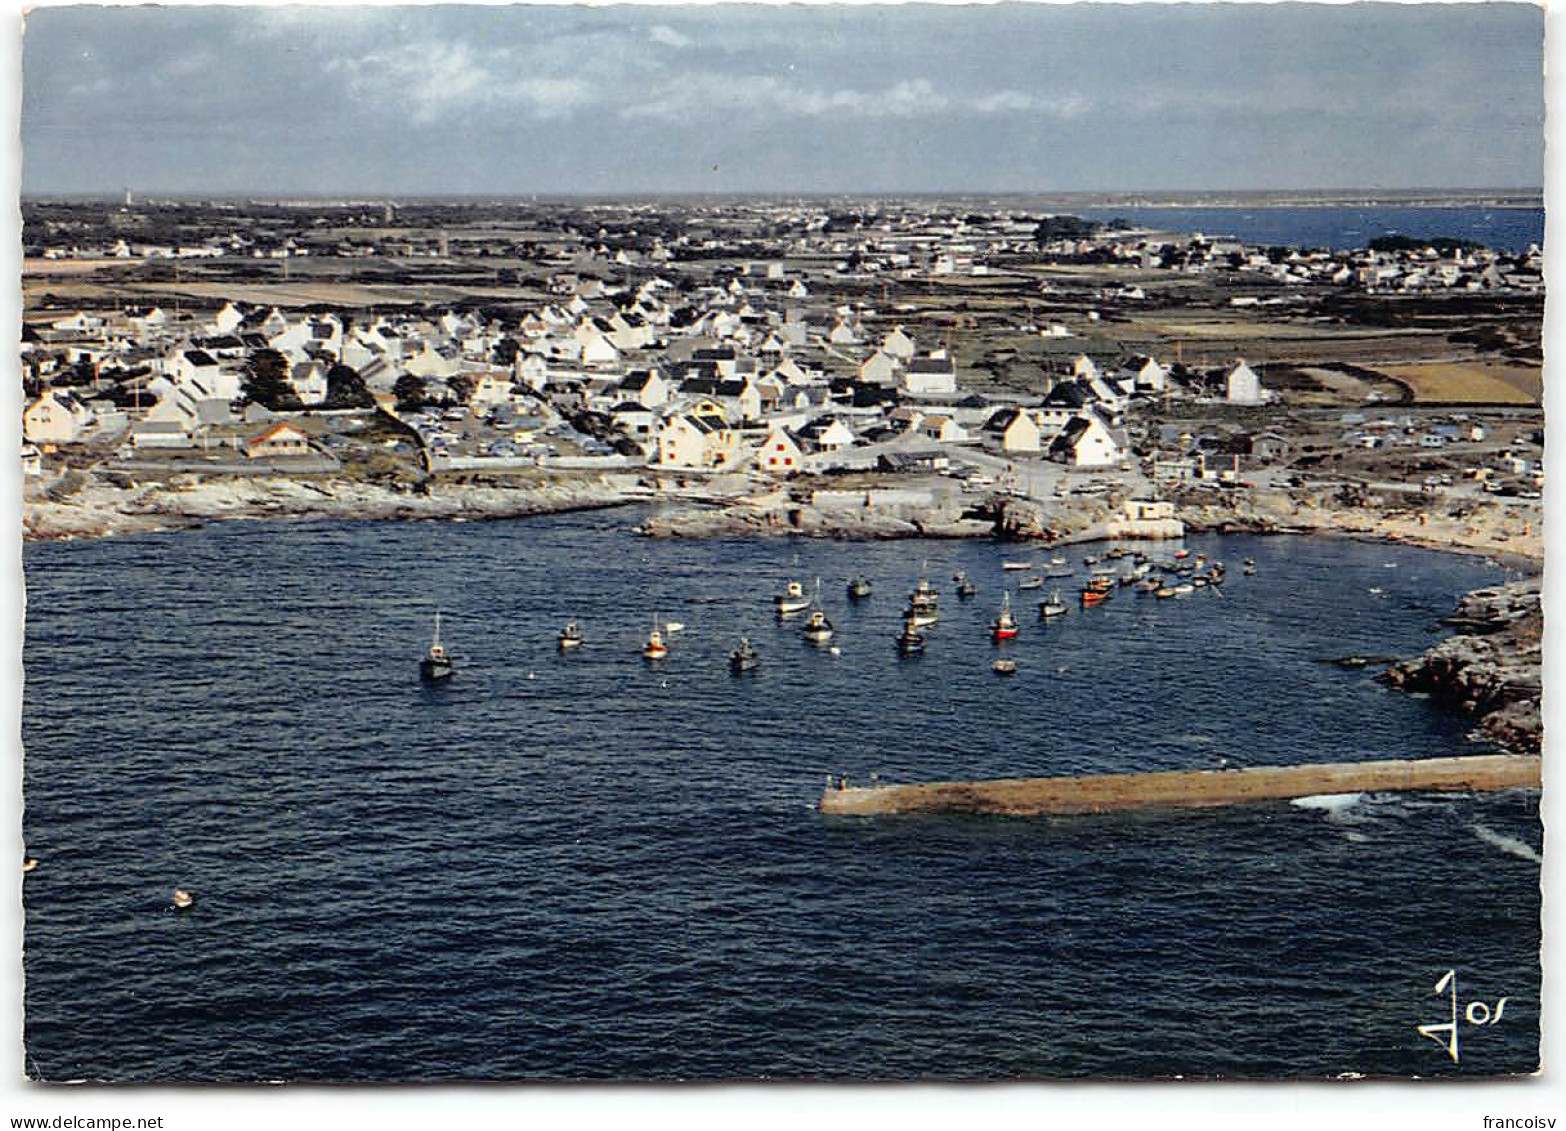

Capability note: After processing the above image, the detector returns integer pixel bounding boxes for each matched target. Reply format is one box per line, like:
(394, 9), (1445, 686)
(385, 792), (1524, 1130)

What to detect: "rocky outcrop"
(1379, 577), (1542, 754)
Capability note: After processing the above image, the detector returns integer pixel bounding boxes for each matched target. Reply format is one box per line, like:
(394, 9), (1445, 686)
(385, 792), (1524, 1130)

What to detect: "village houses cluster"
(21, 263), (1282, 484)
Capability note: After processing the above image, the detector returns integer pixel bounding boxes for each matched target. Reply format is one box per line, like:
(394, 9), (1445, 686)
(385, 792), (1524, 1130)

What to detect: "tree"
(447, 373), (477, 405)
(491, 337), (520, 367)
(393, 374), (427, 411)
(1034, 215), (1100, 246)
(244, 349), (292, 408)
(325, 362), (373, 409)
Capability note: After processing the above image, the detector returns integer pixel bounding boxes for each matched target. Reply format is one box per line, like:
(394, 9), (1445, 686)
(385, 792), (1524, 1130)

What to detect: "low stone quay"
(818, 754), (1541, 818)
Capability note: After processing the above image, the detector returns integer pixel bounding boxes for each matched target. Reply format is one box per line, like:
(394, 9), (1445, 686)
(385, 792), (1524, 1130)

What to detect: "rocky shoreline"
(1379, 577), (1543, 755)
(24, 470), (1542, 568)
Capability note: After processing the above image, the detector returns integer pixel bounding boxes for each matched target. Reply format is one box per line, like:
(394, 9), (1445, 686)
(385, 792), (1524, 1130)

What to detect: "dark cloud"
(19, 3), (1544, 194)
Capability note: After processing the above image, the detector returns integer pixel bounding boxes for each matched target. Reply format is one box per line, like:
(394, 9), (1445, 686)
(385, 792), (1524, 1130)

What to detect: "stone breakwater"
(1379, 577), (1543, 755)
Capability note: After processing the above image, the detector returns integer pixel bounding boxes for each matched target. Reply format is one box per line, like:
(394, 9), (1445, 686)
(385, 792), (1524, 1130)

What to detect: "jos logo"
(1416, 969), (1510, 1063)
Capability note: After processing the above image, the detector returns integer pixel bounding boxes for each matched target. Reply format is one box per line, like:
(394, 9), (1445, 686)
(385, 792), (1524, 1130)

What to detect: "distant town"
(20, 195), (1543, 556)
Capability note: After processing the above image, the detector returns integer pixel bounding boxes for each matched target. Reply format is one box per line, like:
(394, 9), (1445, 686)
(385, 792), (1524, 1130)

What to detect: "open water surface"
(21, 512), (1541, 1080)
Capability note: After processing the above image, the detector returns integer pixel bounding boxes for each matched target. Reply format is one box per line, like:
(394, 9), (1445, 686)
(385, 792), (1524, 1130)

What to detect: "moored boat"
(775, 580), (811, 615)
(896, 616), (927, 655)
(956, 576), (978, 599)
(990, 591), (1020, 641)
(1018, 575), (1044, 591)
(558, 620), (585, 649)
(992, 658), (1018, 676)
(419, 612), (455, 682)
(802, 580), (834, 644)
(909, 565), (940, 612)
(1001, 560), (1033, 571)
(729, 637), (760, 674)
(643, 615), (669, 659)
(847, 576), (874, 600)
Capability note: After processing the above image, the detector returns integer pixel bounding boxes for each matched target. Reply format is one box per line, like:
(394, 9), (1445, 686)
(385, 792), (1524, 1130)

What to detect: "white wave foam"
(1291, 792), (1367, 817)
(1471, 823), (1543, 864)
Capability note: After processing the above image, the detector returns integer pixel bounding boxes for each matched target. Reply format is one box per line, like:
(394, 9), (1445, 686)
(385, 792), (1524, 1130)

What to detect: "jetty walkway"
(819, 754), (1540, 818)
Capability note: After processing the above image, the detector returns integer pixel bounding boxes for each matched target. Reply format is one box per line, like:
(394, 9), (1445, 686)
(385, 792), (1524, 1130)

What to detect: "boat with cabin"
(1040, 591), (1067, 618)
(909, 566), (940, 613)
(419, 612), (455, 682)
(847, 576), (874, 600)
(896, 616), (927, 655)
(775, 580), (812, 615)
(643, 615), (670, 659)
(802, 581), (834, 644)
(1018, 575), (1044, 591)
(990, 592), (1020, 641)
(992, 658), (1018, 676)
(558, 620), (585, 649)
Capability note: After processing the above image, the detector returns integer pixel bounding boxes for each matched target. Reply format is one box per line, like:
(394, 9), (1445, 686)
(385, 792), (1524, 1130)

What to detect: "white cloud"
(329, 41), (594, 124)
(649, 25), (692, 50)
(624, 76), (957, 122)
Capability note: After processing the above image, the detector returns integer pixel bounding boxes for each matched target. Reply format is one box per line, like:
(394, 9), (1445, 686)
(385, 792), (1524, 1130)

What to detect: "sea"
(1074, 206), (1545, 254)
(21, 511), (1542, 1081)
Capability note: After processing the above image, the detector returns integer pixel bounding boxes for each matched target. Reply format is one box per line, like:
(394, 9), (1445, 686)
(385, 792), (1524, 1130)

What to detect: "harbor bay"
(21, 511), (1541, 1080)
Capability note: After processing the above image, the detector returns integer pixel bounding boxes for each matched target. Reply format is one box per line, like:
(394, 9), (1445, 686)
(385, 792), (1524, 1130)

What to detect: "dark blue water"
(21, 513), (1541, 1080)
(1077, 206), (1544, 253)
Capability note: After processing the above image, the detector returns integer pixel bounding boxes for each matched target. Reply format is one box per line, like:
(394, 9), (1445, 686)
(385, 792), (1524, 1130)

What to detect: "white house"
(1226, 360), (1265, 405)
(23, 389), (93, 444)
(619, 370), (670, 410)
(1135, 357), (1169, 393)
(983, 407), (1042, 453)
(289, 361), (330, 406)
(858, 350), (900, 385)
(246, 421), (313, 459)
(1049, 408), (1127, 468)
(757, 426), (806, 475)
(904, 353), (957, 396)
(881, 325), (916, 362)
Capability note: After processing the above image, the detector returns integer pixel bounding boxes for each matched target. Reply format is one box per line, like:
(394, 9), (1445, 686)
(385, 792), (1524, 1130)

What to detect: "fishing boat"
(1001, 560), (1033, 572)
(557, 620), (585, 649)
(802, 606), (835, 644)
(729, 637), (760, 675)
(171, 889), (196, 911)
(1048, 556), (1067, 567)
(1083, 555), (1099, 566)
(419, 612), (455, 682)
(1045, 564), (1075, 579)
(904, 603), (940, 627)
(847, 576), (874, 600)
(775, 580), (811, 615)
(1039, 591), (1067, 618)
(1137, 578), (1163, 594)
(643, 616), (669, 660)
(1244, 557), (1257, 576)
(909, 566), (940, 612)
(1155, 585), (1179, 599)
(990, 592), (1020, 641)
(1174, 549), (1191, 560)
(956, 576), (978, 599)
(992, 658), (1018, 676)
(1018, 575), (1044, 591)
(896, 617), (926, 655)
(1081, 576), (1114, 606)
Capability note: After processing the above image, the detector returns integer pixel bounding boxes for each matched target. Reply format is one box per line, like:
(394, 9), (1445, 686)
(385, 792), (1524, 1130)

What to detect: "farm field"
(1377, 361), (1541, 404)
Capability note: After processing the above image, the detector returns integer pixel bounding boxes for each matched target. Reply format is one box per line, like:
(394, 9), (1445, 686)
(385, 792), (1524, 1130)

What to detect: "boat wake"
(1470, 823), (1543, 864)
(1290, 793), (1367, 821)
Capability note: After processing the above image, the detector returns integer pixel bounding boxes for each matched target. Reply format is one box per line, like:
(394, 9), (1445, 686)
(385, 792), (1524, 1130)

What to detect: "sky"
(16, 2), (1547, 196)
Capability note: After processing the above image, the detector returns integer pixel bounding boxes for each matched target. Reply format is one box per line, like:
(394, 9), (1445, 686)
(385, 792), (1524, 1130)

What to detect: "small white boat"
(802, 580), (834, 644)
(557, 620), (585, 649)
(1018, 575), (1044, 590)
(1001, 560), (1033, 571)
(664, 621), (685, 634)
(1039, 591), (1067, 618)
(419, 612), (455, 682)
(775, 580), (811, 615)
(171, 889), (196, 911)
(992, 658), (1018, 676)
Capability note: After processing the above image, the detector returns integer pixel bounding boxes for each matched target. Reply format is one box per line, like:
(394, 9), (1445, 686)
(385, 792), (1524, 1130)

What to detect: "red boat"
(1081, 577), (1114, 605)
(990, 592), (1020, 641)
